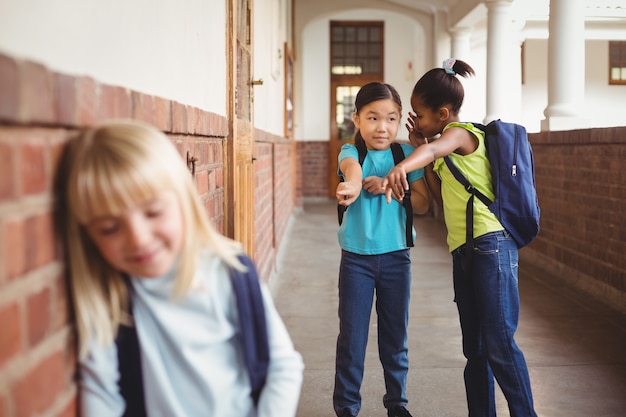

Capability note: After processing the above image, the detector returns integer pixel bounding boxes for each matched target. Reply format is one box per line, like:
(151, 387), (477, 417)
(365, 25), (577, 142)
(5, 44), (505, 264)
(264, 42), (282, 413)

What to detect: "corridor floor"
(272, 200), (626, 417)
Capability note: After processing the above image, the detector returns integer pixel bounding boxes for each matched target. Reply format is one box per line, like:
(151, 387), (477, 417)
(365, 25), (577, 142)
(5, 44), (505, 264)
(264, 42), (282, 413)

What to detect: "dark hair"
(412, 59), (475, 115)
(353, 82), (402, 146)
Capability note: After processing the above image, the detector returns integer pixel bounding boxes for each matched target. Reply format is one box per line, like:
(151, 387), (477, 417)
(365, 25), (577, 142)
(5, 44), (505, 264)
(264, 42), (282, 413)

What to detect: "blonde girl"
(56, 120), (303, 417)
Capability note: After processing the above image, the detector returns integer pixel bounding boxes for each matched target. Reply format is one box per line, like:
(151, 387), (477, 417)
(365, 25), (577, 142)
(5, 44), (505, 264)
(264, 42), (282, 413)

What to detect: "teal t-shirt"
(337, 143), (424, 255)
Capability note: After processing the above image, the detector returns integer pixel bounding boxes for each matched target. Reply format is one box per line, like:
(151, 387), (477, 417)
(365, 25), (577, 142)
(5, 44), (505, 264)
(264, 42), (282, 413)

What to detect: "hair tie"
(443, 58), (456, 75)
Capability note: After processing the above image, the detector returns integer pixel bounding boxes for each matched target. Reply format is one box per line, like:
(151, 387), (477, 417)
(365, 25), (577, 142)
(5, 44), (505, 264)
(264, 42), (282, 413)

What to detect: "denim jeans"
(452, 231), (537, 417)
(333, 249), (411, 415)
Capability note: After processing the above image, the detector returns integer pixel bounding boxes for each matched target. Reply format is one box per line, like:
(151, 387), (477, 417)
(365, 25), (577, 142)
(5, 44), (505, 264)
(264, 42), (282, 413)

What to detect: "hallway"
(273, 200), (626, 417)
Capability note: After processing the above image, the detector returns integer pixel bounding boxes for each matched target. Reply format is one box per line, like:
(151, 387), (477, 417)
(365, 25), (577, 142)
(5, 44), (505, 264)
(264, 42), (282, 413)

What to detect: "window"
(609, 41), (626, 85)
(330, 21), (383, 75)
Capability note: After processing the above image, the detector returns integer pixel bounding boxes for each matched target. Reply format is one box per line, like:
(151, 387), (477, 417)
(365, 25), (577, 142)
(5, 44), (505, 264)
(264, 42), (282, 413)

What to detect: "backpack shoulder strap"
(116, 277), (147, 417)
(338, 141), (368, 225)
(230, 254), (269, 407)
(390, 143), (414, 248)
(443, 155), (492, 207)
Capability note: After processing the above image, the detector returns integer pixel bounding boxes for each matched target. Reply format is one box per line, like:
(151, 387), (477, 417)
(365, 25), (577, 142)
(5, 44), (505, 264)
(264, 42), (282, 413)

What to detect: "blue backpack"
(443, 120), (540, 249)
(116, 254), (269, 416)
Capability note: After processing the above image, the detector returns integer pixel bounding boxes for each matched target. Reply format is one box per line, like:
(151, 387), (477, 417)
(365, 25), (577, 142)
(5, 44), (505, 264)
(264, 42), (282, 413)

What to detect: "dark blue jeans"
(333, 249), (411, 416)
(452, 231), (537, 417)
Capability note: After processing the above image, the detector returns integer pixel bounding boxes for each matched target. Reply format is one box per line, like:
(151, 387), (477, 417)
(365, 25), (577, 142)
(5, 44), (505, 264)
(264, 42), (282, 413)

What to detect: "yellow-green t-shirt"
(433, 122), (504, 252)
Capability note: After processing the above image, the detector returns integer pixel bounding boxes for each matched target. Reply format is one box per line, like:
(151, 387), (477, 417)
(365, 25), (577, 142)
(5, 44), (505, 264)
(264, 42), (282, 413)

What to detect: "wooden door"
(226, 0), (256, 255)
(328, 78), (378, 197)
(328, 21), (384, 197)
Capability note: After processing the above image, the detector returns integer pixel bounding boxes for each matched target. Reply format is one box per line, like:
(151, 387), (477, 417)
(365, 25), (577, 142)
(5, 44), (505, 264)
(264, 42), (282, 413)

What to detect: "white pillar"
(541, 0), (587, 131)
(484, 0), (521, 124)
(450, 27), (471, 62)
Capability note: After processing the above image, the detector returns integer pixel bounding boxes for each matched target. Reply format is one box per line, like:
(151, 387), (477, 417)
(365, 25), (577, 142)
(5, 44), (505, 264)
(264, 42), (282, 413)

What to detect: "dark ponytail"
(412, 59), (474, 115)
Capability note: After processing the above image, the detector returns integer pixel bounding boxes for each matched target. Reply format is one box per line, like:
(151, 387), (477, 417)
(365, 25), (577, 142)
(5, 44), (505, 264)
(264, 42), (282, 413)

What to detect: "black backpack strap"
(390, 143), (414, 248)
(443, 156), (494, 275)
(116, 277), (147, 417)
(337, 141), (368, 225)
(116, 257), (269, 412)
(230, 254), (269, 407)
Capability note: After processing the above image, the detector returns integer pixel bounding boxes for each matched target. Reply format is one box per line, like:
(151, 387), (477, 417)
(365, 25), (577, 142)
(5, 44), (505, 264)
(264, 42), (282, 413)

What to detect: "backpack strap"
(116, 256), (269, 412)
(443, 156), (493, 274)
(337, 141), (367, 225)
(116, 277), (147, 417)
(390, 143), (414, 248)
(230, 254), (270, 407)
(337, 142), (414, 248)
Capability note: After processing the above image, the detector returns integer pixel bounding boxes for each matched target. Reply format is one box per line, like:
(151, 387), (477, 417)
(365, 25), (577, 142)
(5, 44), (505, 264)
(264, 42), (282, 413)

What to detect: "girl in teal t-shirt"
(333, 82), (429, 417)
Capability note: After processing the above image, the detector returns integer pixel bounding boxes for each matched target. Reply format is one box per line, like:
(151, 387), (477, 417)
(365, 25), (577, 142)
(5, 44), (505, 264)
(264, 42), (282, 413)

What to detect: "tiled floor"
(272, 200), (626, 417)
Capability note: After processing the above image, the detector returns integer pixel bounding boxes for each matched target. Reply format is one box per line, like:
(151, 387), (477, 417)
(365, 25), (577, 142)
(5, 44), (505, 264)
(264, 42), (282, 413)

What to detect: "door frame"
(226, 0), (256, 255)
(328, 75), (380, 197)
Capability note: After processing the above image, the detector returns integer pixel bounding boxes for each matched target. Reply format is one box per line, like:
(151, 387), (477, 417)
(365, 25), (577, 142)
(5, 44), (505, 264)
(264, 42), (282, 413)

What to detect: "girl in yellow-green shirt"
(383, 59), (538, 417)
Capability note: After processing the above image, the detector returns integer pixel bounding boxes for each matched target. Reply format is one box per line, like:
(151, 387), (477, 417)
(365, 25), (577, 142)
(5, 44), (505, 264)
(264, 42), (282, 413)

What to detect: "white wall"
(297, 8), (426, 141)
(0, 0), (227, 115)
(522, 38), (626, 132)
(253, 0), (289, 136)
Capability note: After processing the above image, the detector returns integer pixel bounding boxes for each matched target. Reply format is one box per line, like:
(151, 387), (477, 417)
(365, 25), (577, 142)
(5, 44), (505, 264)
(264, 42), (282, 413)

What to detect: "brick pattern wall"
(253, 131), (296, 283)
(298, 141), (329, 198)
(295, 130), (626, 313)
(0, 52), (293, 416)
(522, 127), (626, 312)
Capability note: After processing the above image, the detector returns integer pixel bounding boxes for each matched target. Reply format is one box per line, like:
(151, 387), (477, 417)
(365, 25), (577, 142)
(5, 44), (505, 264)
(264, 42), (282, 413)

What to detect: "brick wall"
(522, 127), (626, 313)
(297, 141), (329, 198)
(296, 129), (626, 313)
(253, 131), (296, 284)
(0, 52), (294, 416)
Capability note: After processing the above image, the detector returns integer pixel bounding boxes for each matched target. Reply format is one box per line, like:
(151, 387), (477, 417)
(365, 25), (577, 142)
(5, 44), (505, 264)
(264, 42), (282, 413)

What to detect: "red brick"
(20, 142), (46, 195)
(27, 286), (51, 346)
(57, 394), (77, 417)
(76, 76), (97, 126)
(196, 170), (208, 194)
(0, 302), (21, 366)
(20, 60), (55, 123)
(99, 84), (118, 120)
(0, 54), (19, 121)
(4, 220), (26, 279)
(154, 96), (172, 131)
(54, 73), (77, 126)
(132, 92), (156, 125)
(0, 140), (15, 202)
(0, 393), (7, 417)
(171, 102), (188, 133)
(12, 350), (67, 417)
(53, 273), (70, 331)
(34, 213), (55, 268)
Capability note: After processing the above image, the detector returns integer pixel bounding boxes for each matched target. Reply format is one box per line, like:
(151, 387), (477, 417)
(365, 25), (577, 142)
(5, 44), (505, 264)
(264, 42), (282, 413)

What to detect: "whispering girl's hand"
(406, 112), (428, 147)
(382, 165), (409, 203)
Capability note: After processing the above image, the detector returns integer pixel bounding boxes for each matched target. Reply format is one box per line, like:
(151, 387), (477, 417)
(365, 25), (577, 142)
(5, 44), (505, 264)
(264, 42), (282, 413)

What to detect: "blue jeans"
(452, 231), (537, 417)
(333, 249), (411, 416)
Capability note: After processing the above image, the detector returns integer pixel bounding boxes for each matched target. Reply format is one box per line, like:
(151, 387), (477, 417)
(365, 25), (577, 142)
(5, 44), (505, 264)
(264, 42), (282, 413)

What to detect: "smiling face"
(84, 190), (184, 278)
(352, 98), (401, 151)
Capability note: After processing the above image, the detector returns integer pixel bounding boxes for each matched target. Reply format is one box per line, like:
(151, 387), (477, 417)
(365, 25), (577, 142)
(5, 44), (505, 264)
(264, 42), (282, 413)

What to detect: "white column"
(484, 0), (521, 124)
(541, 0), (587, 131)
(450, 27), (471, 62)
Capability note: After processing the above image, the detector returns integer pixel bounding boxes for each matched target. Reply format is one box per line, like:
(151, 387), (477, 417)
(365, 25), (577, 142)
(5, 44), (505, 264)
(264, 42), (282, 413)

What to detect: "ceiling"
(382, 0), (626, 23)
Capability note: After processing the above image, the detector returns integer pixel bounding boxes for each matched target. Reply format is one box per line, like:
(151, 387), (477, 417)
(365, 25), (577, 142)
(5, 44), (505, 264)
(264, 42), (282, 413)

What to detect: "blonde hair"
(56, 120), (243, 358)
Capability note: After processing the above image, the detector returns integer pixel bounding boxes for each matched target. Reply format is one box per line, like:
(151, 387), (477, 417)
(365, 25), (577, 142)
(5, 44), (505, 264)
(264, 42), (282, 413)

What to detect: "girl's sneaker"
(387, 405), (413, 417)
